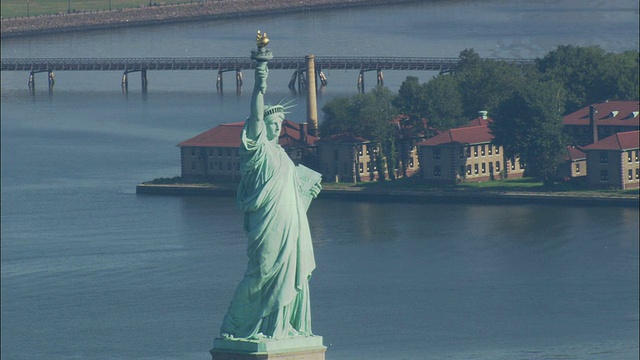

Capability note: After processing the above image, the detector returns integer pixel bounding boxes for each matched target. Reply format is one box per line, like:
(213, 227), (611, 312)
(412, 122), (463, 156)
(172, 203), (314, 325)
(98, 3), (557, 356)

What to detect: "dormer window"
(608, 110), (619, 118)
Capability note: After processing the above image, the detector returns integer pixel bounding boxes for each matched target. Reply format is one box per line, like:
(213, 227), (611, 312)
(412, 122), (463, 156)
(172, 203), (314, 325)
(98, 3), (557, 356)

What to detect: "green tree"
(393, 76), (425, 115)
(421, 74), (465, 130)
(320, 96), (358, 136)
(536, 45), (614, 112)
(393, 74), (464, 132)
(599, 50), (640, 102)
(454, 49), (526, 119)
(320, 86), (398, 181)
(490, 80), (568, 186)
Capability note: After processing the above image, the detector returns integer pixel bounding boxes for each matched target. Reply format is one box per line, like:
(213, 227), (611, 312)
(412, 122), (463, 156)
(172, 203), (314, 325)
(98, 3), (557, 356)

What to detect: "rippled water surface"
(2, 1), (639, 359)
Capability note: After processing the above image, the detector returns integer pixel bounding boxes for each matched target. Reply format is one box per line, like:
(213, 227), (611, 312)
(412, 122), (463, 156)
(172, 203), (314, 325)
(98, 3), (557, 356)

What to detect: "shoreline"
(1, 0), (420, 39)
(135, 183), (640, 207)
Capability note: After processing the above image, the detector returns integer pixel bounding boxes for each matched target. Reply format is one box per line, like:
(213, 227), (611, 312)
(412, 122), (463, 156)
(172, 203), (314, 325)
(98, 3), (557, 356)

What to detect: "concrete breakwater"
(1, 0), (417, 38)
(135, 183), (640, 207)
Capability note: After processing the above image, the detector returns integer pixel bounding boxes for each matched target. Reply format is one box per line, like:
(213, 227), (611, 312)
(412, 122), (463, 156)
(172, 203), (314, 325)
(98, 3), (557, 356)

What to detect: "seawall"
(1, 0), (420, 38)
(135, 183), (640, 207)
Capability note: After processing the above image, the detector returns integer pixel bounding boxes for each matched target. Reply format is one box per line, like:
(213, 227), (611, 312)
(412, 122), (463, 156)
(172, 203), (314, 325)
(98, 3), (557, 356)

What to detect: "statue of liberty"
(219, 31), (322, 341)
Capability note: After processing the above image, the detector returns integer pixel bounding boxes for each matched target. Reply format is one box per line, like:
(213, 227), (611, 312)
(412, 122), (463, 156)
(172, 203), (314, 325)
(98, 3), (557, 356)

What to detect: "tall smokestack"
(306, 54), (318, 136)
(589, 105), (598, 144)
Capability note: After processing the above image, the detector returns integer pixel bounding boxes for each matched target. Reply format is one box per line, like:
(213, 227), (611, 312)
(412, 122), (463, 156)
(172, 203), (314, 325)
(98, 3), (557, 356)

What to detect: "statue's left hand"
(309, 183), (322, 199)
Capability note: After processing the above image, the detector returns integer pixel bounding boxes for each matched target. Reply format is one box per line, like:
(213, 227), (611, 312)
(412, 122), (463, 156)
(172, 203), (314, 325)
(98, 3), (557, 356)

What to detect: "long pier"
(1, 56), (535, 93)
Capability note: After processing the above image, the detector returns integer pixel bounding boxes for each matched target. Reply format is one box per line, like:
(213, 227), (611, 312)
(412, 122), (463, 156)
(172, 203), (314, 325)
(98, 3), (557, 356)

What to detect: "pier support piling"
(216, 69), (242, 94)
(357, 70), (364, 93)
(28, 70), (55, 94)
(141, 70), (148, 92)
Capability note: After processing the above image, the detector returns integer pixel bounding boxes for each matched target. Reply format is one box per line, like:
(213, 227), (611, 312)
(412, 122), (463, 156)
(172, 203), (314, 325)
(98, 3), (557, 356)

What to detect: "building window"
(488, 145), (493, 156)
(209, 161), (214, 170)
(628, 151), (633, 163)
(460, 147), (465, 158)
(636, 168), (639, 179)
(358, 145), (363, 156)
(218, 148), (223, 157)
(519, 161), (525, 170)
(467, 165), (472, 175)
(635, 150), (638, 162)
(600, 170), (609, 181)
(218, 162), (223, 171)
(460, 165), (465, 176)
(474, 164), (479, 174)
(366, 145), (370, 155)
(481, 145), (486, 156)
(367, 162), (371, 172)
(599, 152), (608, 163)
(191, 149), (196, 157)
(628, 169), (633, 181)
(576, 163), (581, 174)
(496, 147), (500, 155)
(489, 162), (494, 174)
(481, 163), (486, 174)
(473, 146), (478, 157)
(496, 161), (501, 172)
(359, 163), (364, 173)
(433, 165), (442, 177)
(466, 147), (471, 158)
(433, 148), (441, 159)
(511, 159), (516, 170)
(226, 148), (232, 157)
(409, 157), (414, 168)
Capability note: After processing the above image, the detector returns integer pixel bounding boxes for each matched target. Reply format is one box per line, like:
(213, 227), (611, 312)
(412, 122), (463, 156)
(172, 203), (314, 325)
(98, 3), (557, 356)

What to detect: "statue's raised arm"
(245, 31), (272, 141)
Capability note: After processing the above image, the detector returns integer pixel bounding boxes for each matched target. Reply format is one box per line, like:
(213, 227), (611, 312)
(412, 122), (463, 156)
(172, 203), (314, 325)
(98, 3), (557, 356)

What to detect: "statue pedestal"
(210, 335), (326, 360)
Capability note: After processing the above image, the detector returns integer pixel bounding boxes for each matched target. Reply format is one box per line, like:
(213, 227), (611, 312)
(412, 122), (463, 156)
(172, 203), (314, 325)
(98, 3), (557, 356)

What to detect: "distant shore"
(1, 0), (419, 39)
(135, 183), (640, 207)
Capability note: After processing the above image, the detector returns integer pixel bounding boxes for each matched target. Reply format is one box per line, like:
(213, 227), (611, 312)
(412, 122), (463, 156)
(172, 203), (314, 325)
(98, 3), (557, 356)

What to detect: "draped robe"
(220, 121), (316, 340)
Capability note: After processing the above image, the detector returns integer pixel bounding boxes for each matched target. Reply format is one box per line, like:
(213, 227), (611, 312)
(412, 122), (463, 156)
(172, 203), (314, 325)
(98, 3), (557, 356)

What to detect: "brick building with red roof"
(581, 130), (640, 189)
(563, 100), (639, 146)
(417, 117), (524, 183)
(315, 133), (377, 183)
(556, 146), (587, 181)
(178, 120), (318, 182)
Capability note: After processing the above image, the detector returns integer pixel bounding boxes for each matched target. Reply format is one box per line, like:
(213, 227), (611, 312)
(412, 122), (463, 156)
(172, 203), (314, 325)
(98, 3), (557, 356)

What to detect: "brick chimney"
(299, 122), (307, 143)
(589, 105), (598, 144)
(306, 54), (318, 136)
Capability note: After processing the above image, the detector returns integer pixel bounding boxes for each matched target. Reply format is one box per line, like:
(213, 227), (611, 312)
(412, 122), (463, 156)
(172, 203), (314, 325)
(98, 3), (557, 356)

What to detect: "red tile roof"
(581, 130), (640, 151)
(418, 124), (493, 146)
(565, 146), (586, 161)
(178, 122), (244, 147)
(316, 132), (370, 144)
(279, 120), (319, 148)
(463, 116), (492, 127)
(177, 120), (317, 148)
(563, 100), (640, 127)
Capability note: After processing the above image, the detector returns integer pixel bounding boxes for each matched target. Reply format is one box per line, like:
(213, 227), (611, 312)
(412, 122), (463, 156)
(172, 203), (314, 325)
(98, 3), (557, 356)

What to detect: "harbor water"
(1, 0), (639, 359)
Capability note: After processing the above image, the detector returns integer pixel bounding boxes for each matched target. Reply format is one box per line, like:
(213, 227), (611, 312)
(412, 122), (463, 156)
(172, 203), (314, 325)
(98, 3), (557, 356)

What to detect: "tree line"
(319, 45), (639, 185)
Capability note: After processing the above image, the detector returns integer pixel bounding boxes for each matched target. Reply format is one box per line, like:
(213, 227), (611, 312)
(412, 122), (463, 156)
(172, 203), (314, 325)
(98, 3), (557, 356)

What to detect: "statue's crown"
(264, 105), (284, 117)
(264, 100), (295, 118)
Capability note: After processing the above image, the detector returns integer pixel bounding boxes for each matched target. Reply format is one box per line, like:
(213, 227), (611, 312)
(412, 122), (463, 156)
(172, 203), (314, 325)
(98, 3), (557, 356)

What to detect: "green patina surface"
(212, 335), (324, 354)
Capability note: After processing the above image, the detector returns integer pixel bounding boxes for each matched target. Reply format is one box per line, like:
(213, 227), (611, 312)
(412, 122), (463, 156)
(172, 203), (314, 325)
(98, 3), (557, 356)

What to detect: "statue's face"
(265, 114), (284, 141)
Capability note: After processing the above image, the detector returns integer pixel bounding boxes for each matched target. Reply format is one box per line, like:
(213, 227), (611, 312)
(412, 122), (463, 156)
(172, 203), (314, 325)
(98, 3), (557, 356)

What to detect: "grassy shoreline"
(136, 177), (640, 207)
(1, 0), (420, 38)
